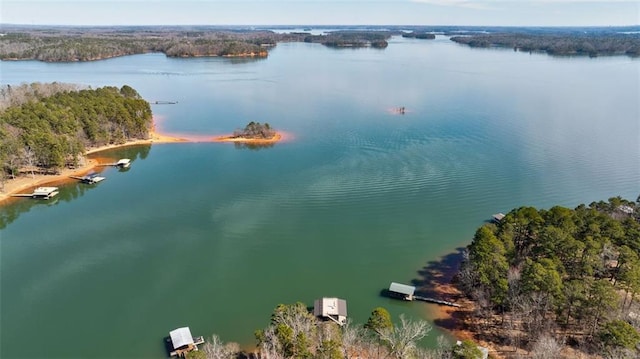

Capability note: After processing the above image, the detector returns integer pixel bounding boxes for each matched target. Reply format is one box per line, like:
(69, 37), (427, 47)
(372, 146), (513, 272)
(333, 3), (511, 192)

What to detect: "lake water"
(1, 36), (638, 358)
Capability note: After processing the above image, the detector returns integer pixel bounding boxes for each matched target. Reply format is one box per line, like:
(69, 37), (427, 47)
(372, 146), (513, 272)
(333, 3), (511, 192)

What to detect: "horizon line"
(1, 23), (639, 28)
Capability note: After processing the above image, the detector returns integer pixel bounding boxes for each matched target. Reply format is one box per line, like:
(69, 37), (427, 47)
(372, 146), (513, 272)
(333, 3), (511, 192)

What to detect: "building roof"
(116, 158), (131, 165)
(492, 213), (505, 221)
(170, 327), (194, 349)
(33, 187), (59, 195)
(389, 282), (416, 296)
(314, 297), (347, 317)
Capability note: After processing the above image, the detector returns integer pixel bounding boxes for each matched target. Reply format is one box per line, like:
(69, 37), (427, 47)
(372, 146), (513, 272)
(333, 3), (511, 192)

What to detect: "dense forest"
(0, 83), (152, 179)
(0, 28), (272, 61)
(450, 33), (640, 57)
(187, 303), (483, 359)
(458, 196), (640, 358)
(303, 31), (392, 48)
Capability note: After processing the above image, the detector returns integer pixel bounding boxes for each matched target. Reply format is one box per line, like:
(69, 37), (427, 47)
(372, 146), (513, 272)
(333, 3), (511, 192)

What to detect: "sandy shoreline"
(0, 127), (187, 204)
(212, 132), (284, 144)
(423, 256), (503, 358)
(0, 128), (287, 205)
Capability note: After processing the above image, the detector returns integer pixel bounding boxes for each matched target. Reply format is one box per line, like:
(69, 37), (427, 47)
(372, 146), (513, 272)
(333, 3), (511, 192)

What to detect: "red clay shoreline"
(0, 127), (286, 205)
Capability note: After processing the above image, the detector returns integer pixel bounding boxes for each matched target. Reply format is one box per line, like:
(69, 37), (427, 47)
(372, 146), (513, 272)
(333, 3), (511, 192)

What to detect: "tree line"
(402, 32), (436, 40)
(232, 122), (276, 140)
(0, 27), (399, 61)
(188, 303), (484, 359)
(0, 83), (152, 180)
(303, 32), (392, 49)
(457, 196), (640, 358)
(450, 33), (640, 57)
(0, 30), (272, 62)
(5, 26), (637, 61)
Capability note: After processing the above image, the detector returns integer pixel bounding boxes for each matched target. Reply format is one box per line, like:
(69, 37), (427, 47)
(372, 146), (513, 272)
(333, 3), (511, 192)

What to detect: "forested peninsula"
(0, 27), (272, 62)
(0, 83), (152, 179)
(455, 196), (640, 358)
(450, 33), (640, 57)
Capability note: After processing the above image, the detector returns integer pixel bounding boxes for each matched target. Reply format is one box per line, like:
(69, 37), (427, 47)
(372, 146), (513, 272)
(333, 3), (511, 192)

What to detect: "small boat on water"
(81, 173), (106, 184)
(32, 187), (59, 199)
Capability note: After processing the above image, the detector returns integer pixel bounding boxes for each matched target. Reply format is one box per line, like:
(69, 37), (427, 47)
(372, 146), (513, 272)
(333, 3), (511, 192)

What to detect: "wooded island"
(214, 122), (282, 145)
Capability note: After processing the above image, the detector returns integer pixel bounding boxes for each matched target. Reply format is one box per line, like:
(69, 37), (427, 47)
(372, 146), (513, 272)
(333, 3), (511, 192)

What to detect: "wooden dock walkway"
(153, 100), (178, 105)
(10, 193), (34, 198)
(414, 295), (461, 308)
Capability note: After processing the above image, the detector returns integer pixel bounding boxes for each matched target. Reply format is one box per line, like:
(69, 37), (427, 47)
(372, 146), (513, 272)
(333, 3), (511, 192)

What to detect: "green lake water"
(1, 35), (638, 358)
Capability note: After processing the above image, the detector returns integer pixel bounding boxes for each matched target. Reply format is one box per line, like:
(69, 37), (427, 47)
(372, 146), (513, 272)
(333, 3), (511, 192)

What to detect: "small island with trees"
(402, 32), (436, 40)
(214, 121), (282, 144)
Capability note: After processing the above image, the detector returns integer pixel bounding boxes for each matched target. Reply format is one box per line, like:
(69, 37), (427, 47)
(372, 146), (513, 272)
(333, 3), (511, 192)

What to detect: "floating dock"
(153, 100), (178, 105)
(492, 213), (505, 222)
(12, 186), (60, 200)
(414, 295), (461, 308)
(70, 173), (106, 184)
(98, 158), (131, 168)
(387, 282), (461, 307)
(167, 327), (204, 358)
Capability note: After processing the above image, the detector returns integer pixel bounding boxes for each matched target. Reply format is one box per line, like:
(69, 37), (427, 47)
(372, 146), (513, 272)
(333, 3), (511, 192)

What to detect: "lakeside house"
(313, 297), (348, 326)
(167, 327), (204, 358)
(388, 282), (416, 301)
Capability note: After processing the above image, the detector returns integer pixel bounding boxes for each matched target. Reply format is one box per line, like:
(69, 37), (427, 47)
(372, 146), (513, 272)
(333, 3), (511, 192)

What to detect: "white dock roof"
(116, 158), (131, 165)
(314, 297), (347, 317)
(389, 282), (416, 296)
(33, 187), (59, 195)
(170, 327), (194, 349)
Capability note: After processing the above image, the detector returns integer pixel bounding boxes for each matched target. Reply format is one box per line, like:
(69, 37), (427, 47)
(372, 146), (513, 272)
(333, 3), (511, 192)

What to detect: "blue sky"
(2, 0), (638, 26)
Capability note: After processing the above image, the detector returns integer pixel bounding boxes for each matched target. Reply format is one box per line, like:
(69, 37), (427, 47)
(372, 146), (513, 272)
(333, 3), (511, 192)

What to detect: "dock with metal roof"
(387, 282), (461, 307)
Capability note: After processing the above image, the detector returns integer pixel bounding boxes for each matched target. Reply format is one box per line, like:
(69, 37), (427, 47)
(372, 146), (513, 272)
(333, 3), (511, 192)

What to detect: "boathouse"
(116, 159), (131, 168)
(32, 187), (59, 199)
(168, 327), (204, 358)
(388, 282), (416, 301)
(492, 213), (505, 223)
(314, 297), (348, 325)
(81, 173), (105, 184)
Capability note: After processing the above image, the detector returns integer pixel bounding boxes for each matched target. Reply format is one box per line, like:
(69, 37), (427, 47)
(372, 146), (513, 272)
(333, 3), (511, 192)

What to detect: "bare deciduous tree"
(530, 334), (563, 359)
(202, 334), (240, 359)
(378, 314), (432, 359)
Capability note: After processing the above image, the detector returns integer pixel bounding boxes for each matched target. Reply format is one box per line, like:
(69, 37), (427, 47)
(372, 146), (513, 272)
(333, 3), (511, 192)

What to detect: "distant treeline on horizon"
(0, 24), (638, 61)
